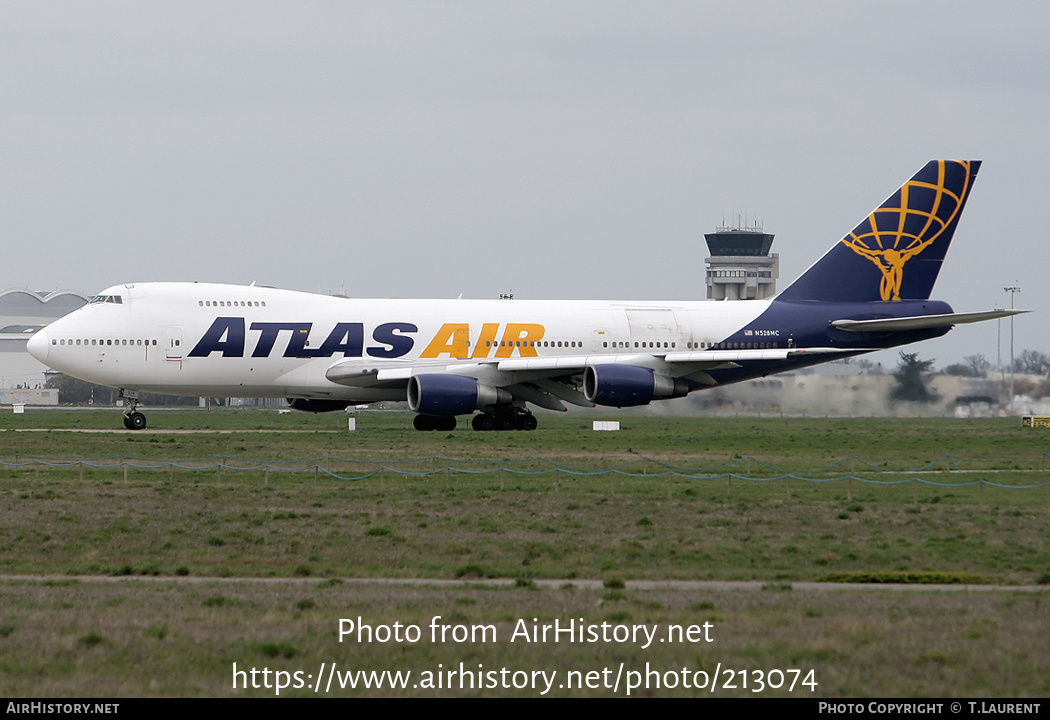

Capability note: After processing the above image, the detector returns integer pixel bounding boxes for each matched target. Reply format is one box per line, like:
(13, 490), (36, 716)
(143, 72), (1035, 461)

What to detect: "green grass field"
(0, 409), (1047, 696)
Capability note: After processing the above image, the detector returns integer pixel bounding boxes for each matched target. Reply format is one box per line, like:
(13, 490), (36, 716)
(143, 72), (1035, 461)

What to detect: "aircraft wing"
(326, 346), (854, 384)
(324, 346), (861, 411)
(492, 346), (851, 371)
(831, 309), (1029, 333)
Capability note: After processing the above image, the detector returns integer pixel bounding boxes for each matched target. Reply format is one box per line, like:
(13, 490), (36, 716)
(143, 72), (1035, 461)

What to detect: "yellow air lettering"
(471, 323), (499, 358)
(495, 324), (544, 358)
(420, 323), (470, 359)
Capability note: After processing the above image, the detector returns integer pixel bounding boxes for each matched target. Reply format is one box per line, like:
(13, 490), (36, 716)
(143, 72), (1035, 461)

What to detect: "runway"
(2, 574), (1047, 593)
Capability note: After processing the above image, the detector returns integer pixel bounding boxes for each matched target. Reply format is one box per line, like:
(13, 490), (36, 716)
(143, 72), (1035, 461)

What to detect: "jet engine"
(407, 374), (511, 416)
(285, 398), (351, 413)
(583, 365), (689, 407)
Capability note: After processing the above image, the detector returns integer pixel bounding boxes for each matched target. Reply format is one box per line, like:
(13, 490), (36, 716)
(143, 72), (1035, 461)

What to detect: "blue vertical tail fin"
(777, 160), (981, 303)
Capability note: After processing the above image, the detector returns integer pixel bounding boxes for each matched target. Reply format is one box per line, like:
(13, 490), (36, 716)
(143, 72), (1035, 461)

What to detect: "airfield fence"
(1, 453), (1048, 499)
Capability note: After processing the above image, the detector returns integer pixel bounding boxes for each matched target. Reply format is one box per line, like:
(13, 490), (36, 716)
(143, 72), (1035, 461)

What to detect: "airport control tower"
(704, 223), (779, 300)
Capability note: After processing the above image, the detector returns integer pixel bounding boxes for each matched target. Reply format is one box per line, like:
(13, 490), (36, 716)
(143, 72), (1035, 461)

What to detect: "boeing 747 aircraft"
(27, 160), (1024, 431)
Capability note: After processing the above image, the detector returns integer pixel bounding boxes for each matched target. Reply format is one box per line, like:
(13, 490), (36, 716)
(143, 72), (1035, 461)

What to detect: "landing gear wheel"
(471, 408), (536, 432)
(124, 411), (147, 430)
(118, 389), (145, 430)
(516, 413), (538, 431)
(413, 414), (435, 431)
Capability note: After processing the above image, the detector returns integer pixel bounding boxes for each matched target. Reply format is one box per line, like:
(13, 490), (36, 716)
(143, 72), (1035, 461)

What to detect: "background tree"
(855, 358), (879, 373)
(942, 363), (976, 377)
(964, 354), (991, 376)
(1012, 349), (1050, 376)
(891, 351), (941, 403)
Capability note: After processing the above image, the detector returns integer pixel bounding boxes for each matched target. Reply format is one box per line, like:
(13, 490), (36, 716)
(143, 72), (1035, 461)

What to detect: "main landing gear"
(471, 407), (537, 432)
(412, 408), (539, 432)
(120, 389), (147, 430)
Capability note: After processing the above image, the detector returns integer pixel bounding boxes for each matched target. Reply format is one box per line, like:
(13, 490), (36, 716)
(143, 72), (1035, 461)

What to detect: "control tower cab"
(704, 224), (779, 300)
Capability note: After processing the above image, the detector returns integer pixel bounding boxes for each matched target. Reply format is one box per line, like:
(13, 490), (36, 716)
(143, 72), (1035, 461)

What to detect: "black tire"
(472, 413), (494, 431)
(413, 414), (435, 431)
(519, 413), (538, 431)
(126, 412), (147, 430)
(436, 416), (457, 432)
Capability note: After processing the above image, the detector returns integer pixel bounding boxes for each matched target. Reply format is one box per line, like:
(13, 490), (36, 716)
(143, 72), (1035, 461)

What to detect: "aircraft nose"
(27, 329), (49, 364)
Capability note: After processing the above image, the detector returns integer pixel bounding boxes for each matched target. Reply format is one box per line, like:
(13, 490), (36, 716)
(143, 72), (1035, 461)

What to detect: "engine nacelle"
(407, 374), (512, 416)
(285, 398), (351, 413)
(583, 365), (689, 407)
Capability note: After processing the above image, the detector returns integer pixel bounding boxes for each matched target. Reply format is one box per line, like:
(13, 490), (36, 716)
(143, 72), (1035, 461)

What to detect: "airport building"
(704, 225), (779, 300)
(0, 289), (89, 395)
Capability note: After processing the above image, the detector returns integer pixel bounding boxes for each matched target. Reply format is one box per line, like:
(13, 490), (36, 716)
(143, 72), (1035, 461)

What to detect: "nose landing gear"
(119, 389), (147, 430)
(123, 411), (147, 430)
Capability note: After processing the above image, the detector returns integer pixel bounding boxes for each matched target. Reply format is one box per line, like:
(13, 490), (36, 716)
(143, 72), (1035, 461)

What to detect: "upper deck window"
(89, 295), (123, 305)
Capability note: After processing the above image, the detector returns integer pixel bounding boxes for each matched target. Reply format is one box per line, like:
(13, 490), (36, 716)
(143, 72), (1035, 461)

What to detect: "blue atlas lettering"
(188, 317), (246, 357)
(297, 323), (365, 358)
(190, 319), (417, 358)
(249, 322), (312, 358)
(367, 322), (417, 358)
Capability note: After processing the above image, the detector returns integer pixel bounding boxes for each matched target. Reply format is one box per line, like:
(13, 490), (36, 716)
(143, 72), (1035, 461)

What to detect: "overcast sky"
(2, 2), (1046, 366)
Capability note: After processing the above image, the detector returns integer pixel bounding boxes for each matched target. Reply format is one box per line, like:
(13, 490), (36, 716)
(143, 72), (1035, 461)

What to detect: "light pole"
(1004, 285), (1021, 411)
(996, 312), (1002, 405)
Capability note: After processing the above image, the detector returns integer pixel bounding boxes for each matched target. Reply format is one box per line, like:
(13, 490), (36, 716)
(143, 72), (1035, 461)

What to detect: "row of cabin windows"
(380, 339), (588, 350)
(53, 338), (163, 347)
(482, 340), (583, 348)
(604, 341), (676, 349)
(52, 336), (774, 351)
(600, 340), (778, 350)
(691, 341), (776, 350)
(199, 300), (265, 308)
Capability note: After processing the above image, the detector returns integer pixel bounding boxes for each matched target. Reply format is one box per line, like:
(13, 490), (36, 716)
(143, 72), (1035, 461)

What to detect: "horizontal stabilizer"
(832, 309), (1029, 333)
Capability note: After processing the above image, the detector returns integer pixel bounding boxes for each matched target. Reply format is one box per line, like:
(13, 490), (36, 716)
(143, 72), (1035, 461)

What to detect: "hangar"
(0, 288), (88, 402)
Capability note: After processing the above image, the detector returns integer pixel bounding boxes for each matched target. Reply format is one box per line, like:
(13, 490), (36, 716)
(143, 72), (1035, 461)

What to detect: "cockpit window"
(89, 295), (123, 304)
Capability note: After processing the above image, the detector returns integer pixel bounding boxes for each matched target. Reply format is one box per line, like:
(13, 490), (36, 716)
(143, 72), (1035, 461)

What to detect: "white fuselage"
(29, 282), (772, 402)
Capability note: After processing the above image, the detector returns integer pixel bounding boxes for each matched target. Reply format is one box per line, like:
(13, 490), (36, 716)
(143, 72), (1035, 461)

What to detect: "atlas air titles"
(188, 318), (547, 360)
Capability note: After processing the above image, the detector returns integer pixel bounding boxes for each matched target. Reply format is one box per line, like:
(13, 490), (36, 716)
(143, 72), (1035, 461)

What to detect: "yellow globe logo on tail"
(842, 160), (973, 301)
